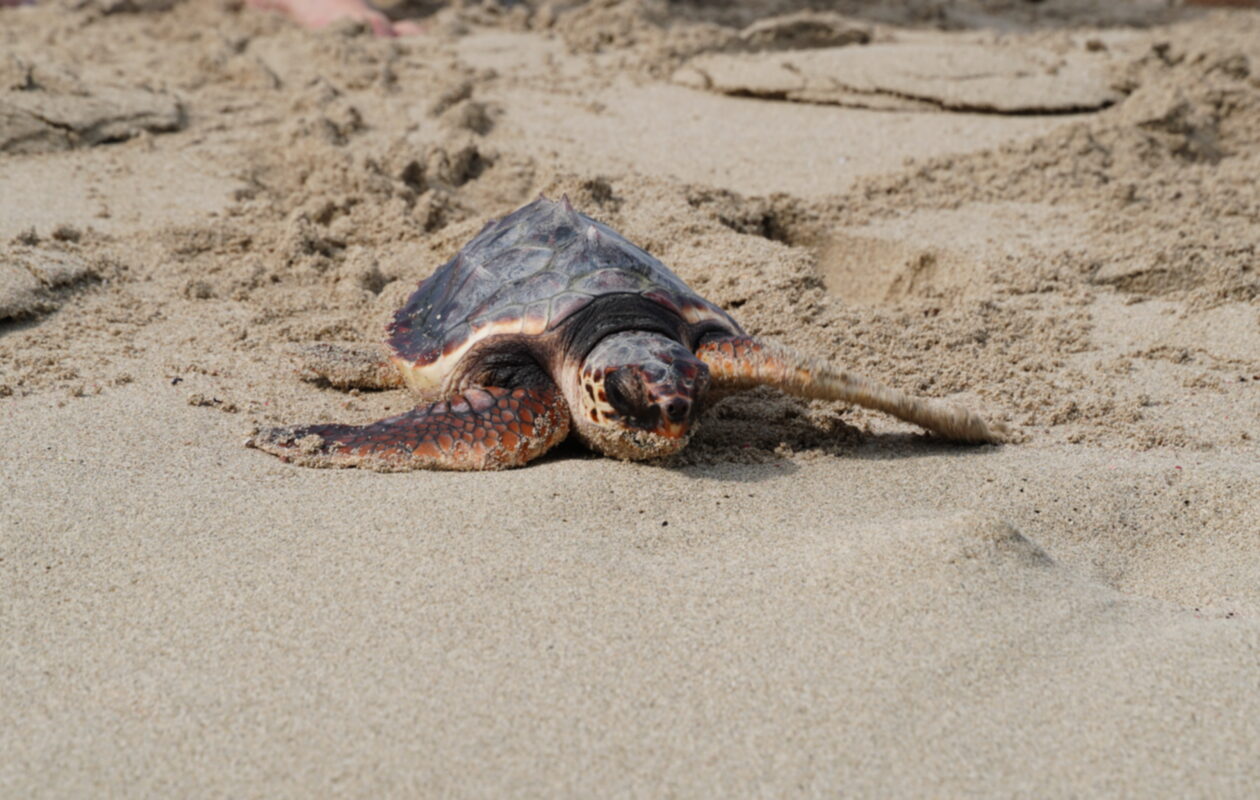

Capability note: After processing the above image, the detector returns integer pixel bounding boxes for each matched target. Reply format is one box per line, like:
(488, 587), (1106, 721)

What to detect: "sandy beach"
(3, 0), (1259, 795)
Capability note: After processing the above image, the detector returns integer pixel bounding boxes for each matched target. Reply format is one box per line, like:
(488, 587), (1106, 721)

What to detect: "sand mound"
(0, 57), (183, 154)
(0, 238), (98, 321)
(842, 16), (1260, 305)
(675, 38), (1122, 113)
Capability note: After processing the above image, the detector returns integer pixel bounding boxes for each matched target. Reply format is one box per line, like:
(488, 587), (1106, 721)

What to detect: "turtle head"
(569, 332), (711, 460)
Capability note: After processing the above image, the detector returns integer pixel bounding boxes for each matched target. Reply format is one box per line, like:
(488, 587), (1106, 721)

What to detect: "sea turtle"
(248, 196), (1008, 470)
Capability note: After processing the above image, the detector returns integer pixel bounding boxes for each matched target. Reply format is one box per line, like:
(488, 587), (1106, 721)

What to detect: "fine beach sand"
(2, 0), (1259, 795)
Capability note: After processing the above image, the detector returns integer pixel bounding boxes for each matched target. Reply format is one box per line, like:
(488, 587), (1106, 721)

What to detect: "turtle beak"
(645, 395), (695, 438)
(660, 424), (689, 439)
(654, 396), (693, 438)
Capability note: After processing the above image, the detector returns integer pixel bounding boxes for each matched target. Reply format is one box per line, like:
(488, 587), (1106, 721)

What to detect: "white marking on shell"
(393, 317), (533, 396)
(522, 300), (550, 335)
(681, 301), (731, 326)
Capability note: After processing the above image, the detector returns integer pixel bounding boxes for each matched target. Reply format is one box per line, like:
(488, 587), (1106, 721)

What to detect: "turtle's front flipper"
(291, 342), (403, 390)
(248, 385), (571, 471)
(696, 336), (1010, 444)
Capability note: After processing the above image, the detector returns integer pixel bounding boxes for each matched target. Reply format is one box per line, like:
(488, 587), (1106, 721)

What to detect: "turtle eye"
(603, 368), (636, 416)
(604, 368), (662, 429)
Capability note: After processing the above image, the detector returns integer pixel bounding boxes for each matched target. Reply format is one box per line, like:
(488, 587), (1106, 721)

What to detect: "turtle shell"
(386, 196), (738, 392)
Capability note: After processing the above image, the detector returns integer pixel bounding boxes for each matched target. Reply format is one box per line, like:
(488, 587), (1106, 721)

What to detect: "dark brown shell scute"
(471, 304), (524, 334)
(571, 268), (654, 294)
(472, 268), (569, 320)
(387, 197), (720, 366)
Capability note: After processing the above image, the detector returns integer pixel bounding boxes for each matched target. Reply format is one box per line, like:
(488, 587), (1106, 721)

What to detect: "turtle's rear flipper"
(248, 385), (571, 471)
(290, 342), (403, 390)
(697, 336), (1010, 444)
